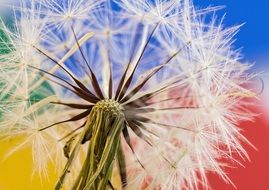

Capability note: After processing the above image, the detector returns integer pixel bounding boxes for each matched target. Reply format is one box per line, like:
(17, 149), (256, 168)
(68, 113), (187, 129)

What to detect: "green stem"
(57, 103), (125, 190)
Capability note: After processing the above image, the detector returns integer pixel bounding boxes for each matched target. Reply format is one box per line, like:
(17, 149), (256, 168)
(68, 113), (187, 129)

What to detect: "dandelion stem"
(57, 99), (125, 190)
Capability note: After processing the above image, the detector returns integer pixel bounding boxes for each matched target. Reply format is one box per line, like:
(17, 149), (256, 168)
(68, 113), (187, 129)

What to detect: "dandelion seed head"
(0, 0), (257, 189)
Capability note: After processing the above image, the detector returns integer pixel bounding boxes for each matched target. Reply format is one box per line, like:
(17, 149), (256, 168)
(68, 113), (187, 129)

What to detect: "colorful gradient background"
(196, 1), (269, 190)
(0, 0), (269, 190)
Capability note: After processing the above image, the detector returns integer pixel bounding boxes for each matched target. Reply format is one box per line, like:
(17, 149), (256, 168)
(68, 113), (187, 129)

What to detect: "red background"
(208, 108), (269, 190)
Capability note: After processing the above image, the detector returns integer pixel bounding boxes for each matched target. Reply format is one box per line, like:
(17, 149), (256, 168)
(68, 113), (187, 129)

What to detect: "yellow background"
(0, 139), (57, 190)
(0, 139), (121, 190)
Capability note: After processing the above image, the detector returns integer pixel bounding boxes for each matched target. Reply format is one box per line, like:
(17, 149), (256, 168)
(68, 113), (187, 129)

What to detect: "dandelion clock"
(0, 0), (258, 189)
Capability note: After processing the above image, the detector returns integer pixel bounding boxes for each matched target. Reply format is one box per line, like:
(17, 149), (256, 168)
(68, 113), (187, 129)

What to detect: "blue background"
(194, 0), (269, 70)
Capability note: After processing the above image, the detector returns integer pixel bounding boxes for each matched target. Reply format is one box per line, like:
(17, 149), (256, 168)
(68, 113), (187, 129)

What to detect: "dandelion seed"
(0, 0), (257, 189)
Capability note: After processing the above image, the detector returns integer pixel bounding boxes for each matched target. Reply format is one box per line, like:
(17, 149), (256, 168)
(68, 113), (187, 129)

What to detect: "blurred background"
(0, 0), (268, 189)
(194, 1), (269, 190)
(0, 1), (58, 189)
